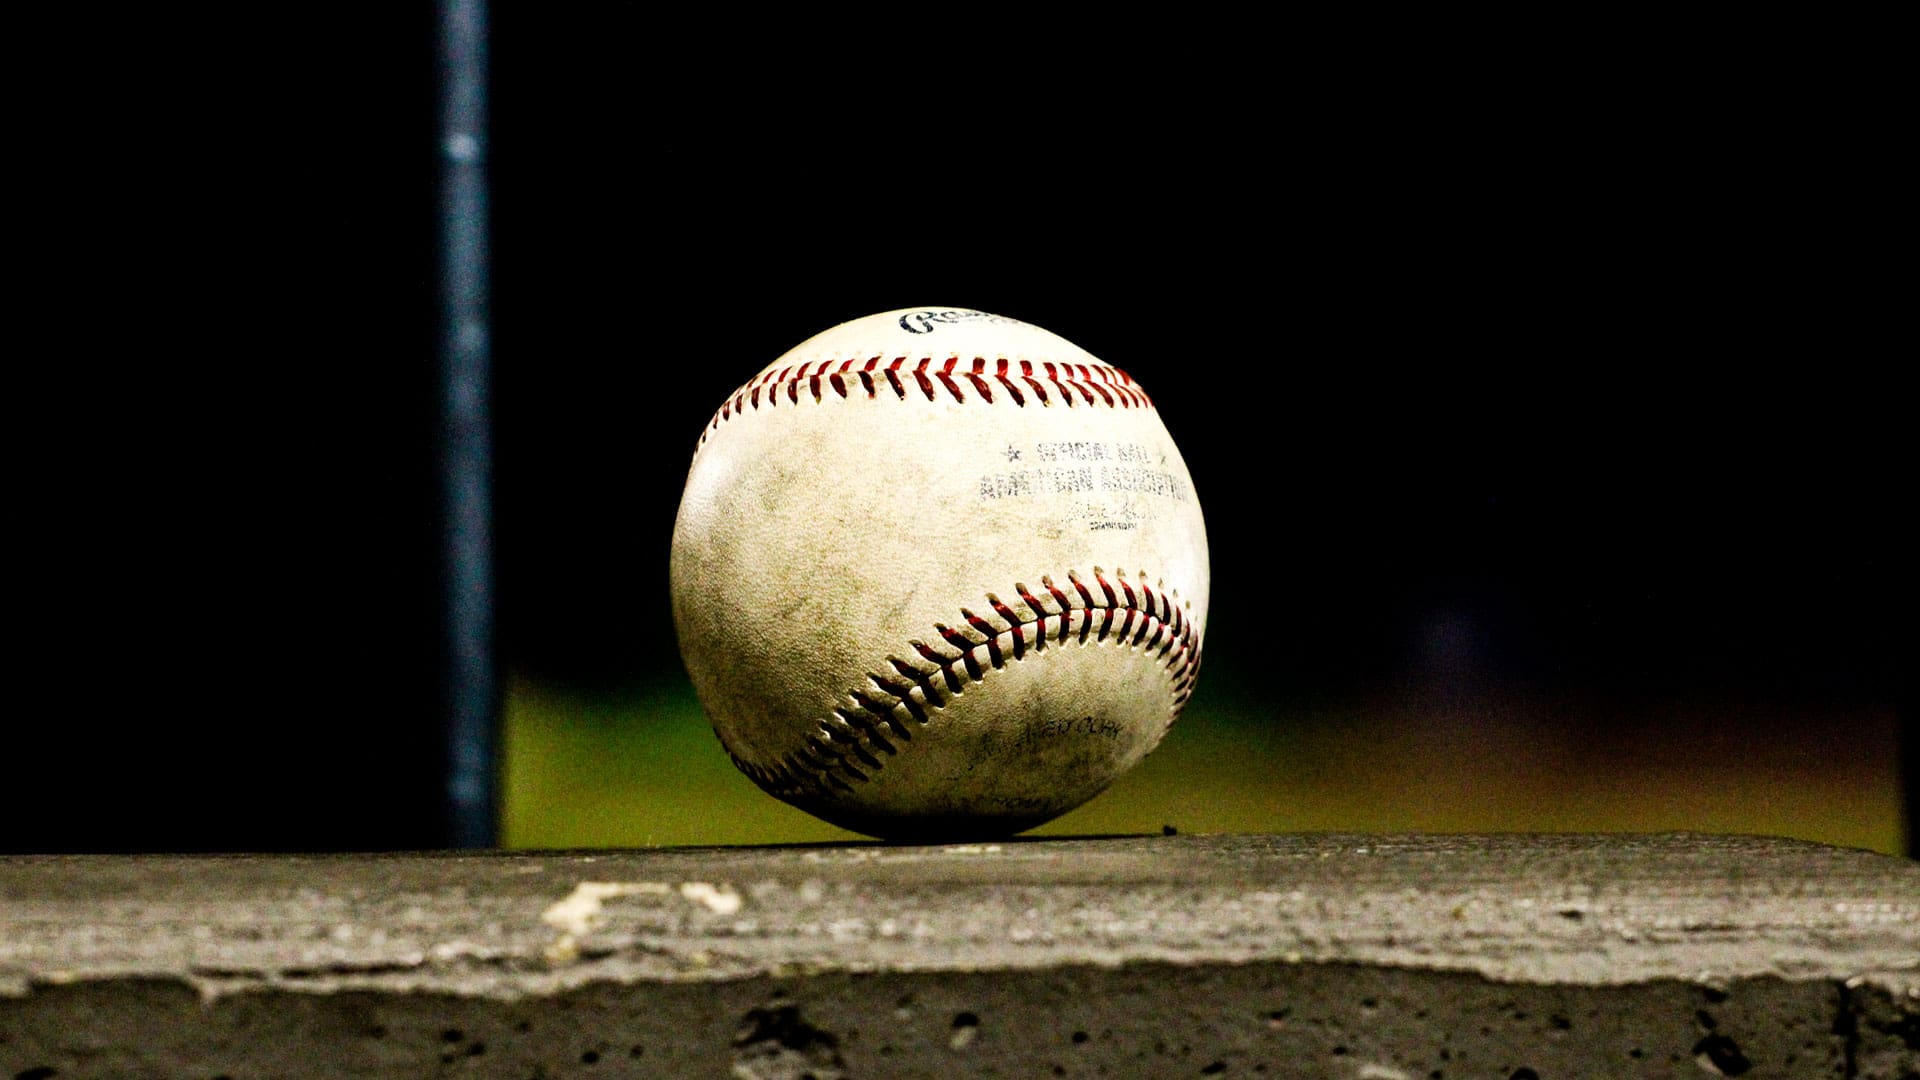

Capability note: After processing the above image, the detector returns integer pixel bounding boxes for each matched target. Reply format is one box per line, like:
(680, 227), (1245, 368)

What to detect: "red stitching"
(721, 568), (1201, 802)
(696, 356), (1154, 444)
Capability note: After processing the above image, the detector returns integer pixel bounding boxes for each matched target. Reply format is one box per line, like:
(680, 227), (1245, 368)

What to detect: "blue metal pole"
(438, 0), (496, 848)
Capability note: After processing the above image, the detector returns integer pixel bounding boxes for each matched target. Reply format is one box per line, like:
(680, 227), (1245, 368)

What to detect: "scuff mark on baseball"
(669, 307), (1210, 840)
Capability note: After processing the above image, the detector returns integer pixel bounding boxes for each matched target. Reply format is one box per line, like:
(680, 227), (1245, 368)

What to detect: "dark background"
(10, 11), (1906, 852)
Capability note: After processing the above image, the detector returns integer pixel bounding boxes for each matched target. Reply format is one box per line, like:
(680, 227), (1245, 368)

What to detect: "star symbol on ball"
(1004, 444), (1022, 461)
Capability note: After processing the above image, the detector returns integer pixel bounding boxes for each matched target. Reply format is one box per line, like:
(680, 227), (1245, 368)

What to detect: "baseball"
(669, 308), (1209, 840)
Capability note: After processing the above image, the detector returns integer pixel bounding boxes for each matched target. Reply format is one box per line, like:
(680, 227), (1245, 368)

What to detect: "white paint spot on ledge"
(541, 881), (667, 965)
(680, 881), (743, 915)
(539, 880), (744, 965)
(541, 882), (670, 937)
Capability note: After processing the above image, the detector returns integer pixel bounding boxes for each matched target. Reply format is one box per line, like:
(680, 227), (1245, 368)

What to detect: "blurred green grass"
(503, 679), (1904, 855)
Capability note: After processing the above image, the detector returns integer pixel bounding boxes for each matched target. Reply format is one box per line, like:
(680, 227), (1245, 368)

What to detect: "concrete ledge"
(2, 834), (1916, 1077)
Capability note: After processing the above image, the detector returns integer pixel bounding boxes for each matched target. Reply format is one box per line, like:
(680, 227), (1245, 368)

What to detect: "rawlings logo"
(898, 309), (1020, 335)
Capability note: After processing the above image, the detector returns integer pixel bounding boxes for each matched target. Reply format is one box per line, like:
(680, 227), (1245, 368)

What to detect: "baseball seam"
(726, 567), (1201, 801)
(700, 356), (1153, 444)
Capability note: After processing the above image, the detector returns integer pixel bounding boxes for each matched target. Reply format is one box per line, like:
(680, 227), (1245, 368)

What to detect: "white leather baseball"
(670, 308), (1209, 840)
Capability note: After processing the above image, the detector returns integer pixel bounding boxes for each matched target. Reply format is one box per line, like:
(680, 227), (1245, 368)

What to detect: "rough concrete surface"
(0, 833), (1915, 1078)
